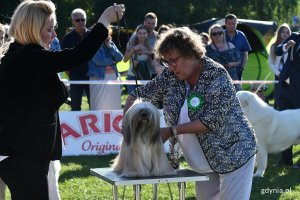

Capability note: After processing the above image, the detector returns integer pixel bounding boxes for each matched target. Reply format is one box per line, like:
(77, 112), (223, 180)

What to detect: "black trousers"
(278, 82), (300, 164)
(0, 156), (50, 200)
(70, 83), (90, 111)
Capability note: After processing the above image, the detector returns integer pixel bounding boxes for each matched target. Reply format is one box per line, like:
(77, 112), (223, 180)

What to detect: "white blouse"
(176, 83), (213, 173)
(268, 44), (288, 76)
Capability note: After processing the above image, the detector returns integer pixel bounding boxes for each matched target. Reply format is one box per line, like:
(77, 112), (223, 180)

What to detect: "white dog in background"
(237, 91), (300, 177)
(0, 160), (61, 200)
(112, 101), (176, 177)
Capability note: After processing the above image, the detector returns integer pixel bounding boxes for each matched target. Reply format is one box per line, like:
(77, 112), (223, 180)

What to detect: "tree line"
(0, 0), (298, 40)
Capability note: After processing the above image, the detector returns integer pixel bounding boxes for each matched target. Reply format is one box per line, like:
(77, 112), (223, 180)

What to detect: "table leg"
(179, 182), (186, 200)
(134, 184), (141, 200)
(152, 184), (158, 200)
(112, 185), (118, 200)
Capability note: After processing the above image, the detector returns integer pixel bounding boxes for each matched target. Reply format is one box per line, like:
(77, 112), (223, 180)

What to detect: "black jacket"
(61, 28), (90, 80)
(0, 23), (108, 160)
(276, 32), (300, 88)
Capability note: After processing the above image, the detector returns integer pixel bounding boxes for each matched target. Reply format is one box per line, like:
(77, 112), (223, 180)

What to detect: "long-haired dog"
(0, 160), (61, 200)
(237, 91), (300, 177)
(112, 101), (176, 177)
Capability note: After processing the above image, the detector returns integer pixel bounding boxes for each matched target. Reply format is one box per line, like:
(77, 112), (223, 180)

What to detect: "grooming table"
(90, 168), (209, 200)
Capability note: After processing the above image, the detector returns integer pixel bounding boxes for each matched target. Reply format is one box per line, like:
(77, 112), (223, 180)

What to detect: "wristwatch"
(170, 126), (177, 137)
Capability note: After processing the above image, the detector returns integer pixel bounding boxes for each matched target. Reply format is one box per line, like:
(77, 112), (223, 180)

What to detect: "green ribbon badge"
(187, 92), (204, 111)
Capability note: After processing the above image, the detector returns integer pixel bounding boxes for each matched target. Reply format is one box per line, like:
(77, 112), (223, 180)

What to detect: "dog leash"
(254, 72), (271, 94)
(290, 46), (294, 61)
(114, 4), (140, 99)
(114, 3), (126, 48)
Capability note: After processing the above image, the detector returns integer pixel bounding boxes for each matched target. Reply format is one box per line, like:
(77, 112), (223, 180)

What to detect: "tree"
(0, 0), (298, 39)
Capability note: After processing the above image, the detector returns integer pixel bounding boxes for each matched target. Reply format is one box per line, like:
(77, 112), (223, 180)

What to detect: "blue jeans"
(237, 67), (243, 80)
(226, 67), (242, 91)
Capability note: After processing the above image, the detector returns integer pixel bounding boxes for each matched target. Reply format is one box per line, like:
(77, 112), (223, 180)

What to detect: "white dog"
(0, 160), (61, 200)
(236, 91), (300, 177)
(112, 101), (176, 177)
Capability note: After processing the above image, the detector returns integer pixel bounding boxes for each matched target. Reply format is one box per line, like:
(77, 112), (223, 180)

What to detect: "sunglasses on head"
(75, 18), (85, 23)
(211, 31), (223, 36)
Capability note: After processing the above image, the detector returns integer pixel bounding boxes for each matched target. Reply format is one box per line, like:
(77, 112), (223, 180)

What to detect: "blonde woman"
(268, 23), (291, 109)
(206, 24), (242, 91)
(0, 1), (124, 199)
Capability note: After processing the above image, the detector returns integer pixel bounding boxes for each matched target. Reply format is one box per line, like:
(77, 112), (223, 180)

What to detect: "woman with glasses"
(206, 24), (242, 91)
(123, 27), (257, 200)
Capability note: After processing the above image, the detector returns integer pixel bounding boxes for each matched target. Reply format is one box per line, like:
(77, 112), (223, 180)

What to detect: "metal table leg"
(134, 184), (141, 200)
(179, 182), (186, 200)
(112, 185), (118, 200)
(152, 184), (158, 200)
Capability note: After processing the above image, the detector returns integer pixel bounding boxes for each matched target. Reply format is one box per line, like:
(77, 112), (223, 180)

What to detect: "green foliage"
(58, 145), (300, 200)
(1, 0), (298, 40)
(5, 147), (300, 199)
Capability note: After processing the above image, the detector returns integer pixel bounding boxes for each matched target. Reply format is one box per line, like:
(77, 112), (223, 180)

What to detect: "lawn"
(56, 97), (300, 199)
(5, 95), (300, 199)
(7, 152), (300, 199)
(57, 148), (300, 200)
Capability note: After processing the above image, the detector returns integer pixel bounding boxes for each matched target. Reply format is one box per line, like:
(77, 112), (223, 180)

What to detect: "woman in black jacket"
(0, 1), (124, 199)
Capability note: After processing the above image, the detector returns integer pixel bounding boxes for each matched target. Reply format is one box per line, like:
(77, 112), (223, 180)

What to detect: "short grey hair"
(71, 8), (86, 19)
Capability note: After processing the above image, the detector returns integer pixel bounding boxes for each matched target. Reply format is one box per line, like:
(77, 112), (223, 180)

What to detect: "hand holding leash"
(98, 3), (125, 29)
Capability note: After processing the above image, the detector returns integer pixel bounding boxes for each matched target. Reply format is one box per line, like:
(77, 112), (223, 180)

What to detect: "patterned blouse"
(206, 43), (241, 67)
(131, 56), (257, 174)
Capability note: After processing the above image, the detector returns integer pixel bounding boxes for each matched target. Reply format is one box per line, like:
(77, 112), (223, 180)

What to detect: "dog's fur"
(237, 91), (300, 177)
(112, 101), (176, 177)
(0, 160), (61, 200)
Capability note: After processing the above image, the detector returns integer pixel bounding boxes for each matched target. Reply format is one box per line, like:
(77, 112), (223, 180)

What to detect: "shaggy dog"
(236, 91), (300, 177)
(0, 160), (61, 200)
(112, 101), (176, 177)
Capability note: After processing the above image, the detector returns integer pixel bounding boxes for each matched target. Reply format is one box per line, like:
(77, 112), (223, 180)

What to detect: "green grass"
(59, 147), (300, 200)
(5, 85), (297, 199)
(4, 103), (300, 199)
(53, 92), (300, 200)
(5, 149), (300, 199)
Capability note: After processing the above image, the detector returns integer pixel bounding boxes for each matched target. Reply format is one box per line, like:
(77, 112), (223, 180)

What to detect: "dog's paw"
(253, 173), (264, 178)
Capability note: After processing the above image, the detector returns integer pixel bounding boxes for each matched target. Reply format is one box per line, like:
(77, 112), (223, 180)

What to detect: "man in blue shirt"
(224, 14), (251, 80)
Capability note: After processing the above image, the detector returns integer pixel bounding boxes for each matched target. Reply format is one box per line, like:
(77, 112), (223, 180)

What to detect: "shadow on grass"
(59, 155), (117, 181)
(251, 152), (300, 200)
(58, 149), (300, 199)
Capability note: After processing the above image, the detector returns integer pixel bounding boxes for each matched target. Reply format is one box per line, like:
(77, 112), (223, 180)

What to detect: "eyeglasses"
(160, 55), (182, 67)
(211, 31), (223, 36)
(74, 18), (86, 23)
